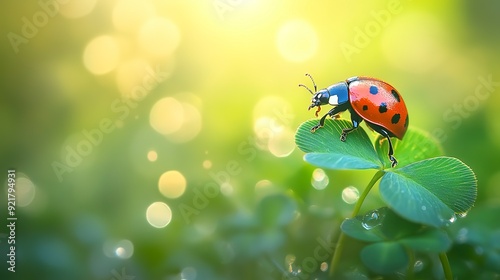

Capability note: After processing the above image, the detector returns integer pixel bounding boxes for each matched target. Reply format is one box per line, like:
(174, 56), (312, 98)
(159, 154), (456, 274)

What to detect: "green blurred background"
(1, 0), (500, 279)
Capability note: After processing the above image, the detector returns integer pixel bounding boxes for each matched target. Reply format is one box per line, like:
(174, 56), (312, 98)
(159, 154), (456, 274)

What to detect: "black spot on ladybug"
(369, 86), (378, 95)
(391, 89), (401, 102)
(362, 105), (368, 111)
(404, 115), (409, 128)
(378, 102), (388, 113)
(391, 113), (401, 124)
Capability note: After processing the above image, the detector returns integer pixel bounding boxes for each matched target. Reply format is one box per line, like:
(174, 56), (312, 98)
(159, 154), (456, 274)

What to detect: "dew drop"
(448, 214), (457, 224)
(361, 209), (384, 230)
(421, 205), (427, 211)
(413, 259), (424, 272)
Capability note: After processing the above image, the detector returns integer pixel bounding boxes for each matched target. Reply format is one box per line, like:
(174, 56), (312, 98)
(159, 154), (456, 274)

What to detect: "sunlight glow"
(83, 35), (120, 75)
(268, 127), (295, 157)
(115, 58), (151, 97)
(113, 0), (156, 33)
(59, 0), (97, 19)
(381, 13), (445, 73)
(138, 17), (181, 58)
(276, 19), (318, 63)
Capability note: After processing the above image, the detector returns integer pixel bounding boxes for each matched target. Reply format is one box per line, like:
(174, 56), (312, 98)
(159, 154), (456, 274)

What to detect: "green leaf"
(449, 205), (500, 243)
(343, 207), (452, 275)
(295, 119), (382, 169)
(375, 126), (444, 169)
(341, 211), (386, 243)
(399, 229), (452, 253)
(360, 242), (408, 274)
(448, 205), (500, 272)
(380, 157), (477, 227)
(341, 207), (422, 243)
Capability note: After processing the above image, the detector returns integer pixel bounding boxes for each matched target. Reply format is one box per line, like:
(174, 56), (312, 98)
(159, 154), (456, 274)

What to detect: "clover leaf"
(341, 207), (452, 274)
(295, 119), (477, 228)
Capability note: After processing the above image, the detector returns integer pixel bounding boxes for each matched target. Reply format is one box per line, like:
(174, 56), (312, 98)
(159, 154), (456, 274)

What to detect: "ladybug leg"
(340, 110), (363, 141)
(378, 129), (398, 167)
(310, 103), (348, 133)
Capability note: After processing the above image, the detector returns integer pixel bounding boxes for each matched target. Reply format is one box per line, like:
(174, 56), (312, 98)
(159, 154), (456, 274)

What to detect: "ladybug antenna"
(298, 73), (317, 95)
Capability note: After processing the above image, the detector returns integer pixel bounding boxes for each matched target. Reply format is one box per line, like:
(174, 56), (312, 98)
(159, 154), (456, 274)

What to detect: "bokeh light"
(268, 127), (295, 157)
(311, 168), (329, 190)
(276, 19), (318, 62)
(202, 160), (212, 169)
(167, 102), (202, 143)
(115, 58), (152, 97)
(146, 202), (172, 228)
(342, 186), (360, 204)
(103, 239), (134, 259)
(59, 0), (97, 19)
(253, 95), (294, 154)
(112, 0), (156, 33)
(220, 182), (233, 196)
(114, 239), (134, 259)
(138, 17), (181, 59)
(149, 97), (202, 142)
(158, 170), (187, 199)
(147, 150), (158, 162)
(149, 97), (184, 135)
(15, 173), (36, 207)
(83, 35), (121, 75)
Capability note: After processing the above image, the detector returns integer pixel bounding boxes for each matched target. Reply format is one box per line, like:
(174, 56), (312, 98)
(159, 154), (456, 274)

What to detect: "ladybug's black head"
(299, 74), (344, 117)
(307, 90), (329, 117)
(309, 90), (330, 109)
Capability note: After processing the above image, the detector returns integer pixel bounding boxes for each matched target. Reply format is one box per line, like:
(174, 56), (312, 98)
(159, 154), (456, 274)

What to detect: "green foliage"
(381, 157), (477, 227)
(374, 126), (443, 169)
(342, 207), (452, 274)
(295, 118), (478, 277)
(447, 205), (500, 275)
(295, 119), (381, 169)
(218, 194), (297, 258)
(296, 119), (477, 228)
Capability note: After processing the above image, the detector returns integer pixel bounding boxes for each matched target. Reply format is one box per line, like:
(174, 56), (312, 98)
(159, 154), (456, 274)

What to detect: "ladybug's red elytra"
(299, 74), (409, 167)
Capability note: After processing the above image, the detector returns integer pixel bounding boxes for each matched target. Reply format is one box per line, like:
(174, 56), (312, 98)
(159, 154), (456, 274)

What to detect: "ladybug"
(299, 74), (409, 167)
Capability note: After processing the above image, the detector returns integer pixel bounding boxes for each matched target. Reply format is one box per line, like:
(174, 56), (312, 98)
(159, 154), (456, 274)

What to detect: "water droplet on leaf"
(448, 214), (457, 223)
(413, 259), (425, 272)
(361, 209), (385, 230)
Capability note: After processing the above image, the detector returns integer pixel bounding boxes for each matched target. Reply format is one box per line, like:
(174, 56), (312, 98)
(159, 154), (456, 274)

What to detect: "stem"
(406, 247), (415, 280)
(329, 170), (385, 276)
(439, 252), (453, 280)
(351, 170), (385, 217)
